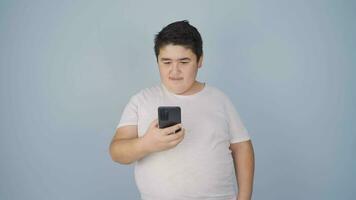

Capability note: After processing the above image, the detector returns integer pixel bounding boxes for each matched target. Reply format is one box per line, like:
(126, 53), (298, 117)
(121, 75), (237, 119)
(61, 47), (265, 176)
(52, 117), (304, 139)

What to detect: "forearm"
(110, 137), (150, 164)
(232, 141), (255, 200)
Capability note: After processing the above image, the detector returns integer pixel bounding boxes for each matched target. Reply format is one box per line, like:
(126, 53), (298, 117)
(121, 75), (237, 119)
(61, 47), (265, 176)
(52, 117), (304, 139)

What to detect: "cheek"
(159, 67), (169, 77)
(184, 67), (197, 79)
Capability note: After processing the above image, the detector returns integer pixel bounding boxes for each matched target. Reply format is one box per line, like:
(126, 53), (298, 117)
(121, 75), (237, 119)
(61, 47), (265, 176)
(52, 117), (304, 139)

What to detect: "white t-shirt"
(116, 83), (250, 200)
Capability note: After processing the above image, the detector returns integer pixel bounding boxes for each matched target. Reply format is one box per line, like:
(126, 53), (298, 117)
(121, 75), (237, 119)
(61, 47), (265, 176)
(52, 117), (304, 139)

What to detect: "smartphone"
(158, 106), (181, 133)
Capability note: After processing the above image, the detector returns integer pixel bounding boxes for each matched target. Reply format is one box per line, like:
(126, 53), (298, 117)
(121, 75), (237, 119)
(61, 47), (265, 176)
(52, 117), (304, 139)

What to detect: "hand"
(142, 119), (185, 153)
(237, 195), (251, 200)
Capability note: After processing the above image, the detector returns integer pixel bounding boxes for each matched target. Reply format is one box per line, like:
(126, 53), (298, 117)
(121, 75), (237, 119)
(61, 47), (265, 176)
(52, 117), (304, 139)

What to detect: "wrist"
(139, 135), (152, 155)
(237, 195), (251, 200)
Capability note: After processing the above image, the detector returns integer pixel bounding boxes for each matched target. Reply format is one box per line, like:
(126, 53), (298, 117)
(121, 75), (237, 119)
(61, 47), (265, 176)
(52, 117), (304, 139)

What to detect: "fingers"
(161, 123), (182, 135)
(168, 128), (185, 145)
(165, 128), (185, 143)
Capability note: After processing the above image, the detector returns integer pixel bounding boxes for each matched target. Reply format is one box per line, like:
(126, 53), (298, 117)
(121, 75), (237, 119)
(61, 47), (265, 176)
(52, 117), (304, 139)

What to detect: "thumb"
(150, 119), (159, 128)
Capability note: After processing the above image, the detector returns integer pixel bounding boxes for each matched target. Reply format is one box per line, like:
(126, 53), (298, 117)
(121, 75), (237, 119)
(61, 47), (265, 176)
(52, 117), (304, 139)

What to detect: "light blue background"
(1, 0), (355, 199)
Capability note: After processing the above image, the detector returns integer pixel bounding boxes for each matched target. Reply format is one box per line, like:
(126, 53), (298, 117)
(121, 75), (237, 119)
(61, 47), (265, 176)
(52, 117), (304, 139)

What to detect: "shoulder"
(205, 84), (238, 112)
(130, 84), (163, 102)
(206, 84), (231, 102)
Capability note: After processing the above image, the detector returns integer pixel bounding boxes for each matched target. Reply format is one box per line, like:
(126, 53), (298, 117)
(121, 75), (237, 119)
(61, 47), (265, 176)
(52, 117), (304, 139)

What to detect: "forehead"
(158, 44), (196, 60)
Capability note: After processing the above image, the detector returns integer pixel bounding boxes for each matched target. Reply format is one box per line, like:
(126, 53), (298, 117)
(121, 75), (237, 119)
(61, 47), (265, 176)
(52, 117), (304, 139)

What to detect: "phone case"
(158, 106), (181, 129)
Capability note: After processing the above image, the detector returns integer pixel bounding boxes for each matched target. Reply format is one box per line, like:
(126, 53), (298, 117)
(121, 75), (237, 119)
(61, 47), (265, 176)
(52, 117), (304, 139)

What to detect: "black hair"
(154, 20), (203, 62)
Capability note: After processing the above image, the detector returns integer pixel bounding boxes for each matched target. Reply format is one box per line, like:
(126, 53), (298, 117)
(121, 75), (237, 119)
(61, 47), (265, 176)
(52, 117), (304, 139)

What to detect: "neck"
(178, 81), (205, 95)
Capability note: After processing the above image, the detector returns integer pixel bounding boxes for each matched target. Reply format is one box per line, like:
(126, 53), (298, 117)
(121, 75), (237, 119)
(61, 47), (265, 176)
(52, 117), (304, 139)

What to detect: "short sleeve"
(224, 96), (251, 144)
(116, 95), (139, 129)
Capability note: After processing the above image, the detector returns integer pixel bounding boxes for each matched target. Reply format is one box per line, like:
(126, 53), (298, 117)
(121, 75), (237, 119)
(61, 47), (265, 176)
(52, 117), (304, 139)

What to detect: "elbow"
(109, 143), (133, 165)
(111, 157), (133, 165)
(111, 156), (134, 165)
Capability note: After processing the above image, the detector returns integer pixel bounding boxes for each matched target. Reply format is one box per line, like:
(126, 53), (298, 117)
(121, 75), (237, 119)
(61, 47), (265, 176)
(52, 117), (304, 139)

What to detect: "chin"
(167, 85), (187, 94)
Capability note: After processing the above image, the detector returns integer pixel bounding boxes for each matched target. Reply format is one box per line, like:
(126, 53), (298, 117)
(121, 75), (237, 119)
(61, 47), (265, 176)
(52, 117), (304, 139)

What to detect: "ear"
(197, 54), (203, 68)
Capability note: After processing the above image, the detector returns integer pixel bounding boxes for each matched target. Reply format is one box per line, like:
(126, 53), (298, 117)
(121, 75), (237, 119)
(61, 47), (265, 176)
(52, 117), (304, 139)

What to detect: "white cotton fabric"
(117, 83), (250, 200)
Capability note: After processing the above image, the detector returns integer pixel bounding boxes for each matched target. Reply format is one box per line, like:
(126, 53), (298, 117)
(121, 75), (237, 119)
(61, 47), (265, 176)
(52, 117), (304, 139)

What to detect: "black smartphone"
(158, 106), (181, 133)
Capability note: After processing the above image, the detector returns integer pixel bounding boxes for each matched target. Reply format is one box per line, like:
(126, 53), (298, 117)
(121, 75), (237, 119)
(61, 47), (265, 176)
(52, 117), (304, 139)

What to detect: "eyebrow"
(160, 57), (191, 61)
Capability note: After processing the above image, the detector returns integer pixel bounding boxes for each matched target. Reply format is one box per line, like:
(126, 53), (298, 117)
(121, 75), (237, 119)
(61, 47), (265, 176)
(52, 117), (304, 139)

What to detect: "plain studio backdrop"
(0, 0), (355, 199)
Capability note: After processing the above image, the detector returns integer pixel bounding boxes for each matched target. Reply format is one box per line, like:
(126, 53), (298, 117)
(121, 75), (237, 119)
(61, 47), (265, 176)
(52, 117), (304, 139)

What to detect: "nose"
(170, 62), (181, 74)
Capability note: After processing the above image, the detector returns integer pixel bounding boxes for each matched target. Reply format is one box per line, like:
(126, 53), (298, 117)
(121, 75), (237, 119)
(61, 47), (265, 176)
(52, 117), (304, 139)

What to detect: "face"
(157, 44), (203, 95)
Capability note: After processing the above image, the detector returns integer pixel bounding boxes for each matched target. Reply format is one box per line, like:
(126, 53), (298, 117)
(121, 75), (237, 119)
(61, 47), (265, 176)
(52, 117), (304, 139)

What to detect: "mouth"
(169, 77), (183, 81)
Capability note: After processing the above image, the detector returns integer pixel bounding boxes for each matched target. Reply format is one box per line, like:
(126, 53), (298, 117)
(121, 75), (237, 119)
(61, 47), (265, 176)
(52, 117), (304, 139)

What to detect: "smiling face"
(157, 44), (203, 95)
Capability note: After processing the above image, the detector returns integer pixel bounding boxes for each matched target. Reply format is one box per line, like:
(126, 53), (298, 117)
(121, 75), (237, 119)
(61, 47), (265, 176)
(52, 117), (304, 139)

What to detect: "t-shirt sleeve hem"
(116, 122), (137, 129)
(230, 136), (251, 144)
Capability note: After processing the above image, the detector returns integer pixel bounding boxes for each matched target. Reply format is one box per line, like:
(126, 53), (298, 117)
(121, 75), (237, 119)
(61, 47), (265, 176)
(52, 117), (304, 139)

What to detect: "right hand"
(142, 119), (185, 153)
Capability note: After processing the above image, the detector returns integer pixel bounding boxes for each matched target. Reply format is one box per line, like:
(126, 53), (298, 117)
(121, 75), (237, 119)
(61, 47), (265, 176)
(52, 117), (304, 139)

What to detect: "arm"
(109, 121), (185, 165)
(230, 140), (255, 200)
(109, 125), (150, 165)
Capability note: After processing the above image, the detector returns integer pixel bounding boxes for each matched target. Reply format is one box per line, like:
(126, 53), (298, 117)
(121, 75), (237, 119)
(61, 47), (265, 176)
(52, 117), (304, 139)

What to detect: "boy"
(110, 20), (254, 200)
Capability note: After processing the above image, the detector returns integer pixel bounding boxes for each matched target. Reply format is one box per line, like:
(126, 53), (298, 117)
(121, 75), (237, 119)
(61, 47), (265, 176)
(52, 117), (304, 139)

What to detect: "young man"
(110, 20), (255, 200)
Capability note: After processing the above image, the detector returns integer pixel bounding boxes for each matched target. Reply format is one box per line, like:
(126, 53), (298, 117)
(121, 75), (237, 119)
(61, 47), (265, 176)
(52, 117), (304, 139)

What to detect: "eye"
(181, 61), (189, 64)
(163, 62), (171, 65)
